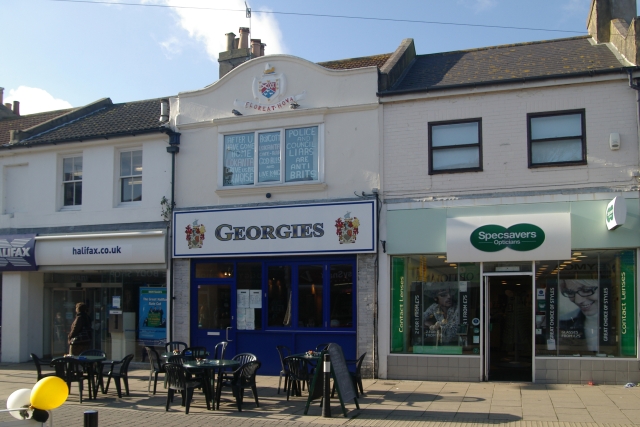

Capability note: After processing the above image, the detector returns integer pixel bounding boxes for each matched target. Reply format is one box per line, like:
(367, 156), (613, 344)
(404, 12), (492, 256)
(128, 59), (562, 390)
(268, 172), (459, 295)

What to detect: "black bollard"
(322, 353), (331, 418)
(84, 410), (98, 427)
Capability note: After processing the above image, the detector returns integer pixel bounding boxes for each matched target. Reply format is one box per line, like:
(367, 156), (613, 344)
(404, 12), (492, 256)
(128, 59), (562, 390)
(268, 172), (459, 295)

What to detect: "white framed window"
(62, 156), (82, 207)
(528, 109), (586, 167)
(428, 119), (482, 174)
(220, 125), (323, 187)
(120, 150), (142, 202)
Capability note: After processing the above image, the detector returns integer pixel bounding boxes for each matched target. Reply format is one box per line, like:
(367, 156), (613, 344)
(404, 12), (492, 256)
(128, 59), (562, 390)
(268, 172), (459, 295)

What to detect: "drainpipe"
(164, 130), (181, 343)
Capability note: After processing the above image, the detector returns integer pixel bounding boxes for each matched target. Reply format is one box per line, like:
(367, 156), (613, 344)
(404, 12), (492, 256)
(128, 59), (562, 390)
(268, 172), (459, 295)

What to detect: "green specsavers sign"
(446, 213), (570, 262)
(470, 223), (545, 252)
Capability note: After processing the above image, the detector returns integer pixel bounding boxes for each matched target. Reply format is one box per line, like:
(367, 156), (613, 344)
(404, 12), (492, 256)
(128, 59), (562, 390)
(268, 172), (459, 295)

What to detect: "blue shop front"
(173, 200), (377, 375)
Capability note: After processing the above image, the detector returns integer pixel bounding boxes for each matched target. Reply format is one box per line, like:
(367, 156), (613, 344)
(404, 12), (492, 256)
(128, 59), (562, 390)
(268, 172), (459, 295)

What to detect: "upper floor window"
(120, 150), (142, 202)
(222, 125), (321, 187)
(63, 156), (82, 206)
(528, 110), (586, 167)
(428, 119), (482, 174)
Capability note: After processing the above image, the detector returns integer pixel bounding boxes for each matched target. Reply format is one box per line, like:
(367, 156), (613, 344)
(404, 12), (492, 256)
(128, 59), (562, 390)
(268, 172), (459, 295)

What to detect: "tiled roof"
(318, 53), (393, 70)
(385, 36), (629, 94)
(0, 109), (73, 144)
(7, 98), (167, 147)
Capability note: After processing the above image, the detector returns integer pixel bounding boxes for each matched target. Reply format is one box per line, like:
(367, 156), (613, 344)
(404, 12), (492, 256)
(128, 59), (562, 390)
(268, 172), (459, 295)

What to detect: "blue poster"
(139, 287), (167, 340)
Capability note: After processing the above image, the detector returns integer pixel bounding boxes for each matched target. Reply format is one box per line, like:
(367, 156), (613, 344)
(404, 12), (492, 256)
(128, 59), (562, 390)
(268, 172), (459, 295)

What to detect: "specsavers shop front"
(173, 200), (377, 376)
(384, 196), (639, 384)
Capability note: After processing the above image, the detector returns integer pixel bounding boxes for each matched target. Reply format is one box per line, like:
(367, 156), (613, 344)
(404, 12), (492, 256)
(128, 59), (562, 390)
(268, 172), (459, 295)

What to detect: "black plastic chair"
(51, 358), (92, 403)
(165, 341), (188, 353)
(275, 345), (291, 394)
(230, 360), (261, 411)
(212, 341), (228, 360)
(182, 346), (208, 360)
(282, 356), (312, 400)
(30, 353), (55, 381)
(164, 362), (209, 414)
(332, 352), (366, 398)
(145, 346), (166, 394)
(101, 354), (134, 398)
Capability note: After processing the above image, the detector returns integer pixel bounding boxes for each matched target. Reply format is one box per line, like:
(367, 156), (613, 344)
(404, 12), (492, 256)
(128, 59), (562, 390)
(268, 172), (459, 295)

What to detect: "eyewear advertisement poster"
(557, 279), (602, 354)
(138, 288), (167, 340)
(620, 250), (636, 356)
(410, 281), (464, 354)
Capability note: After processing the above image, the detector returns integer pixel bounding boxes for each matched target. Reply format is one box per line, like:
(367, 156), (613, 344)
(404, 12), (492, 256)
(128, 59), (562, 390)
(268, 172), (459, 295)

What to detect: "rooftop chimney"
(218, 27), (266, 78)
(12, 100), (19, 116)
(588, 0), (640, 64)
(0, 87), (3, 105)
(160, 99), (169, 122)
(251, 39), (262, 57)
(238, 27), (250, 49)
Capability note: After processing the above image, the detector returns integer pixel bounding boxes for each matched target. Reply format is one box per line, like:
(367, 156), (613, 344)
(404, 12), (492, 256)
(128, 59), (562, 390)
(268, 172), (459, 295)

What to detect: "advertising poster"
(620, 250), (636, 356)
(391, 258), (405, 352)
(546, 282), (557, 350)
(139, 288), (167, 341)
(558, 279), (599, 353)
(410, 282), (424, 347)
(414, 282), (462, 354)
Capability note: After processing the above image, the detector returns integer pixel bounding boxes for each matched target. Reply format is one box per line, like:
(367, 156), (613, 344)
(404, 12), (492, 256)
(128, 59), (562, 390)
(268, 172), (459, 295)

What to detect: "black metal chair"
(165, 341), (188, 353)
(275, 345), (291, 394)
(145, 346), (166, 394)
(164, 362), (209, 414)
(101, 354), (134, 398)
(51, 358), (92, 403)
(229, 360), (261, 411)
(282, 356), (312, 400)
(30, 353), (55, 381)
(332, 352), (366, 398)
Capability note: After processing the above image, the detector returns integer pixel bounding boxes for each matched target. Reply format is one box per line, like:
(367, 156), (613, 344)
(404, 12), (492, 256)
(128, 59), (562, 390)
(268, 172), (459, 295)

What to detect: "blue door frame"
(191, 255), (357, 375)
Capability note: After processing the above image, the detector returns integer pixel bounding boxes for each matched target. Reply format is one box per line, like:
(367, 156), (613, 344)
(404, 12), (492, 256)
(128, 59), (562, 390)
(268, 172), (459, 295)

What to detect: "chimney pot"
(225, 32), (236, 51)
(238, 27), (250, 49)
(160, 99), (169, 122)
(251, 39), (262, 57)
(261, 43), (266, 57)
(0, 87), (3, 106)
(12, 101), (19, 116)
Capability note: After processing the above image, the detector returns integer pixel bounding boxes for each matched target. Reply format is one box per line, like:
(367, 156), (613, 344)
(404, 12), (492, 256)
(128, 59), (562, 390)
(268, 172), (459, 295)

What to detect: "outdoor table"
(51, 355), (106, 400)
(182, 359), (240, 410)
(288, 352), (323, 397)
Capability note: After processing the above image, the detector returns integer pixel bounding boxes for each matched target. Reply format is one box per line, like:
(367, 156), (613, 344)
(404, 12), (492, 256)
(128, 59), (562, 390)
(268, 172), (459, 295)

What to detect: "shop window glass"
(120, 150), (142, 202)
(267, 265), (292, 327)
(62, 156), (82, 206)
(197, 285), (231, 330)
(236, 263), (262, 330)
(330, 265), (353, 328)
(195, 263), (234, 279)
(535, 250), (636, 357)
(391, 255), (481, 355)
(298, 265), (323, 328)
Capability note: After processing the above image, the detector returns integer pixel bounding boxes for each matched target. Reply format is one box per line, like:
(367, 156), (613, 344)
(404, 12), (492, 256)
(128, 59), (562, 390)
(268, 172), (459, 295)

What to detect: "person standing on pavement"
(68, 302), (92, 355)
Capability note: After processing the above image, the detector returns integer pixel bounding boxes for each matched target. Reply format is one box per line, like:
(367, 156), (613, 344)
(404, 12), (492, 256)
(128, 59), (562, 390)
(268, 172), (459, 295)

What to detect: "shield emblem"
(252, 71), (286, 104)
(259, 77), (279, 99)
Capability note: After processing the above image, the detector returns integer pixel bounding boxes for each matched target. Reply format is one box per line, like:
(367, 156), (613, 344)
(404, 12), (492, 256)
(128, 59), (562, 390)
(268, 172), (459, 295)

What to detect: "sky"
(0, 0), (631, 114)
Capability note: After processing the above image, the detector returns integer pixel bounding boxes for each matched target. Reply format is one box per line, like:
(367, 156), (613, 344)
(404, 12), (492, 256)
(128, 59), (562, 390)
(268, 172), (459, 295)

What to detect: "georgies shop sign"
(174, 201), (376, 257)
(0, 234), (37, 271)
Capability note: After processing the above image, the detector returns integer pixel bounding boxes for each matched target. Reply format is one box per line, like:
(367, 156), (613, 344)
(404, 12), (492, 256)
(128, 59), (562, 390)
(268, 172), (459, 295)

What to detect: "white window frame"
(217, 123), (325, 189)
(119, 149), (143, 204)
(60, 154), (82, 211)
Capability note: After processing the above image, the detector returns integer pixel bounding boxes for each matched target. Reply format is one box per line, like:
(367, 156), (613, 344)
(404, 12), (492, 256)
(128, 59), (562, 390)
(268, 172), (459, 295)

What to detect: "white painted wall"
(0, 133), (173, 229)
(171, 55), (382, 208)
(382, 77), (639, 198)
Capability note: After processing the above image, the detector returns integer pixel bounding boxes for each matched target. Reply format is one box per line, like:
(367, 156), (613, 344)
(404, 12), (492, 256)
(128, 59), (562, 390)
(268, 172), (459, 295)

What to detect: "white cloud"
(458, 0), (498, 13)
(3, 87), (72, 115)
(150, 0), (287, 61)
(160, 36), (182, 58)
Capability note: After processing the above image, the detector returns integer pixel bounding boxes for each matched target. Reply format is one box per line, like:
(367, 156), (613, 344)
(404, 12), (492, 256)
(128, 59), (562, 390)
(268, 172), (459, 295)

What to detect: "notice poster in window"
(237, 309), (247, 330)
(284, 126), (318, 182)
(237, 290), (249, 308)
(258, 131), (280, 183)
(138, 288), (167, 340)
(223, 133), (254, 186)
(245, 308), (255, 330)
(249, 290), (262, 308)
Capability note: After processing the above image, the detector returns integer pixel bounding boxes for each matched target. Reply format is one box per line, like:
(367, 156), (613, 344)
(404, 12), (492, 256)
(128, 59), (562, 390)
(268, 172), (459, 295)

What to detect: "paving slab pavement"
(0, 362), (639, 427)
